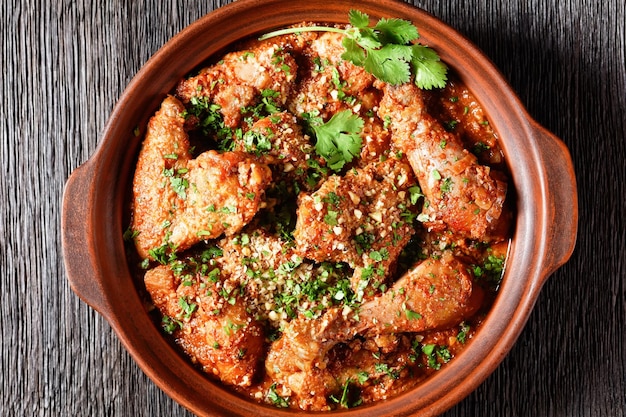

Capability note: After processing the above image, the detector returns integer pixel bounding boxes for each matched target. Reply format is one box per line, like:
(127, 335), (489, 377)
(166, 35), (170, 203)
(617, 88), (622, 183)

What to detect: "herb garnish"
(311, 109), (364, 171)
(259, 10), (448, 89)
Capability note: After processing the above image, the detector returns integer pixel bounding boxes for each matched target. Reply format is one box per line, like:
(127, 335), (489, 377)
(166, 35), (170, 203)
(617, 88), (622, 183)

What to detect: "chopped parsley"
(267, 383), (290, 408)
(472, 252), (506, 288)
(162, 315), (183, 334)
(178, 296), (197, 320)
(242, 129), (272, 155)
(405, 309), (422, 320)
(421, 343), (452, 370)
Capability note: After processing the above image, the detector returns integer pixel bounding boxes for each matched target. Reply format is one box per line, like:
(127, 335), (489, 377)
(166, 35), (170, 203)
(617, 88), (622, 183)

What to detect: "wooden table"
(3, 0), (625, 415)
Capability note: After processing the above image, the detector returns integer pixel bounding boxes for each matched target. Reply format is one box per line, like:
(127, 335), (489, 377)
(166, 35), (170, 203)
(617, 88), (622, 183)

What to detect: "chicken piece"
(289, 32), (375, 119)
(144, 264), (265, 387)
(131, 96), (272, 260)
(265, 256), (479, 409)
(293, 157), (419, 292)
(168, 150), (271, 248)
(234, 111), (314, 173)
(132, 96), (191, 259)
(429, 78), (504, 165)
(357, 256), (480, 334)
(214, 229), (309, 326)
(377, 82), (507, 241)
(176, 42), (298, 128)
(287, 32), (391, 165)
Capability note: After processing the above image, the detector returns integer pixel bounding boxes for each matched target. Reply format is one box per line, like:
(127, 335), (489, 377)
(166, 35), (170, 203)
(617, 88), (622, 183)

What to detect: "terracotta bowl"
(62, 0), (578, 415)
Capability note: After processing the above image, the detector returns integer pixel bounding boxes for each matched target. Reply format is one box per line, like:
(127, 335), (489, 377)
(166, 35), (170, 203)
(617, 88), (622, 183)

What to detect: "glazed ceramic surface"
(62, 0), (577, 415)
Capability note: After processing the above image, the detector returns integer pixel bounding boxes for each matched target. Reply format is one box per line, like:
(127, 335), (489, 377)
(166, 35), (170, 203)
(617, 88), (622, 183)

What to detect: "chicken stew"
(127, 21), (512, 411)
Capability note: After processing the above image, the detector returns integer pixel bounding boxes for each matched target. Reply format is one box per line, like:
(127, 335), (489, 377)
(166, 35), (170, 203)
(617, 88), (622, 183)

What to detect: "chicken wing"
(144, 264), (265, 387)
(233, 111), (315, 176)
(131, 96), (272, 260)
(265, 256), (479, 409)
(176, 42), (298, 128)
(293, 157), (419, 293)
(377, 82), (507, 240)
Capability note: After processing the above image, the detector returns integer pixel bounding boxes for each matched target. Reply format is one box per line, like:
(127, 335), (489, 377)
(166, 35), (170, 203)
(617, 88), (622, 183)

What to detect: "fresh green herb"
(444, 120), (458, 131)
(123, 227), (139, 242)
(374, 362), (400, 379)
(201, 246), (223, 261)
(408, 185), (424, 205)
(472, 252), (505, 287)
(421, 343), (452, 370)
(324, 209), (339, 226)
(187, 95), (235, 148)
(369, 248), (389, 262)
(405, 309), (422, 320)
(440, 177), (453, 193)
(243, 129), (273, 155)
(170, 177), (188, 199)
(259, 10), (448, 89)
(178, 296), (197, 320)
(148, 239), (177, 265)
(472, 141), (491, 155)
(162, 315), (183, 334)
(323, 191), (342, 207)
(223, 319), (245, 336)
(457, 321), (470, 344)
(354, 231), (375, 254)
(329, 379), (353, 408)
(163, 167), (189, 200)
(356, 371), (369, 384)
(241, 51), (255, 61)
(312, 110), (364, 171)
(267, 383), (290, 408)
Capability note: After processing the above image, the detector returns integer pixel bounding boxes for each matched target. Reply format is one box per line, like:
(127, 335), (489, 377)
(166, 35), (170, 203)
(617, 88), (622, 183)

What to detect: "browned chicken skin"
(293, 157), (419, 293)
(131, 96), (273, 260)
(265, 256), (479, 410)
(377, 81), (507, 240)
(176, 42), (298, 128)
(144, 264), (265, 387)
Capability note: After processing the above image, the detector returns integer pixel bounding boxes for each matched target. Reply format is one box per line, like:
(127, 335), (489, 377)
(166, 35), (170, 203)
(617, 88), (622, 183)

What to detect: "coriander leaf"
(411, 44), (448, 89)
(348, 9), (370, 28)
(351, 27), (382, 50)
(341, 37), (366, 66)
(364, 44), (413, 85)
(259, 10), (448, 89)
(374, 17), (420, 45)
(313, 110), (364, 171)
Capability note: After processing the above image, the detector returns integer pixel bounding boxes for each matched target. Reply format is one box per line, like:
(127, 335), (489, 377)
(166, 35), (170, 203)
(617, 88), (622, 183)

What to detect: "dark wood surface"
(2, 0), (624, 415)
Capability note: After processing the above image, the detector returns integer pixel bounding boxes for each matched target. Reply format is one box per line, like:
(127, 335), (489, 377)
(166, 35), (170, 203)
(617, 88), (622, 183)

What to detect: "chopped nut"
(348, 191), (361, 205)
(369, 211), (383, 223)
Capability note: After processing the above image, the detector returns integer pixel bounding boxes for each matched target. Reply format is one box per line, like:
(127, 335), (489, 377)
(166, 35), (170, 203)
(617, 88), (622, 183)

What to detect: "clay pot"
(62, 0), (577, 415)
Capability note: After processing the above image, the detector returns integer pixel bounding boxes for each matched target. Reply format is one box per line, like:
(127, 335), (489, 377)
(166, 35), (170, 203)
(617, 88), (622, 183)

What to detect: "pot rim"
(62, 0), (578, 415)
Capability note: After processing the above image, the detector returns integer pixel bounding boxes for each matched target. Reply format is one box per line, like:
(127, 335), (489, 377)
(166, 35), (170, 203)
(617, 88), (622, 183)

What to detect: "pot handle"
(62, 160), (109, 316)
(533, 123), (578, 281)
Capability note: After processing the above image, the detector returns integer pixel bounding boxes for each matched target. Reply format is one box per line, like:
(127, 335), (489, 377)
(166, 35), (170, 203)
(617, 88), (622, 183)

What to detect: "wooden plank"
(1, 0), (624, 415)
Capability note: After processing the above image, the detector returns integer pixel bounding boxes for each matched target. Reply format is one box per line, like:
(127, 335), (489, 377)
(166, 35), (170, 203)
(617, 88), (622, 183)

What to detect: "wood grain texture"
(1, 0), (624, 416)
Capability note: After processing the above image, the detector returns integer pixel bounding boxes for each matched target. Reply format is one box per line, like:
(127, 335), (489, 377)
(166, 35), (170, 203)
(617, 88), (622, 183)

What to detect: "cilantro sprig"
(309, 110), (364, 171)
(259, 10), (448, 89)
